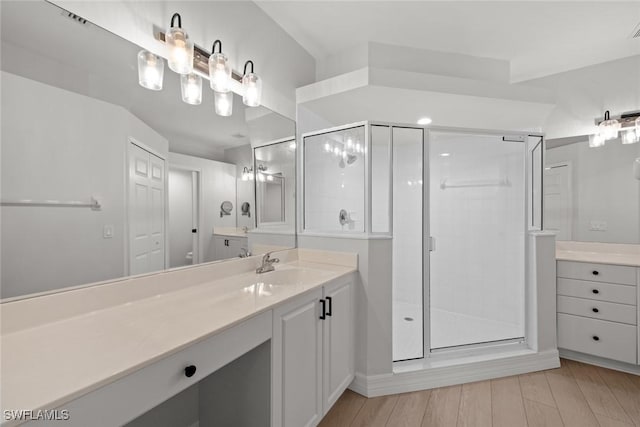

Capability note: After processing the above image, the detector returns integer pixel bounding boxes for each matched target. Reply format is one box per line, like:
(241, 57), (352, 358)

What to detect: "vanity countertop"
(556, 241), (640, 267)
(0, 250), (356, 421)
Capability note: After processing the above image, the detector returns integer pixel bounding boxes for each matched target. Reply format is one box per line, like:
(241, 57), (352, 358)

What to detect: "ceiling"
(0, 1), (293, 158)
(256, 1), (640, 82)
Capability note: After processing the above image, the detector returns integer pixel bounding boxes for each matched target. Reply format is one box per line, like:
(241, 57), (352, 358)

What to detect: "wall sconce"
(214, 90), (233, 116)
(588, 133), (605, 148)
(242, 60), (262, 107)
(180, 73), (202, 105)
(598, 110), (621, 141)
(166, 13), (194, 74)
(242, 166), (254, 181)
(622, 129), (639, 145)
(209, 40), (231, 93)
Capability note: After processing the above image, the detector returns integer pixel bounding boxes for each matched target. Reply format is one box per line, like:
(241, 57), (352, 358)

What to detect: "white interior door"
(129, 142), (165, 275)
(544, 163), (572, 240)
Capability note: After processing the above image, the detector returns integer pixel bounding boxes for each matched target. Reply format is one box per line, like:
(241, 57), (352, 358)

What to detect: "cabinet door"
(226, 237), (247, 258)
(272, 288), (323, 427)
(323, 277), (354, 414)
(213, 236), (227, 261)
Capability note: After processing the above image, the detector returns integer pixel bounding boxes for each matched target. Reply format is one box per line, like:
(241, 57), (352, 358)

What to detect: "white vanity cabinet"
(557, 260), (639, 365)
(272, 276), (354, 427)
(213, 235), (248, 260)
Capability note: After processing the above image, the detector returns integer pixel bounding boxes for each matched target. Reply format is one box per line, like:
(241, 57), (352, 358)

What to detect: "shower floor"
(393, 301), (523, 361)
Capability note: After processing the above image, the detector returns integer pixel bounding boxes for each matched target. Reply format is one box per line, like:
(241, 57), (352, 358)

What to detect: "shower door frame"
(370, 121), (545, 362)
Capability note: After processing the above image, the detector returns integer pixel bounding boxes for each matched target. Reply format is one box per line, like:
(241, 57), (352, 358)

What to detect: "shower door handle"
(428, 237), (436, 252)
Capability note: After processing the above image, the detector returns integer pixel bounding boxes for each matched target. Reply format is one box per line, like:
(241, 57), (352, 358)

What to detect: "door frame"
(125, 138), (168, 276)
(167, 164), (204, 265)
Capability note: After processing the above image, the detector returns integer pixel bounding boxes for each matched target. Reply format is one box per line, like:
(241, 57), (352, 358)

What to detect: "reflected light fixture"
(417, 117), (432, 125)
(180, 73), (202, 105)
(598, 110), (621, 141)
(214, 90), (233, 116)
(622, 129), (639, 145)
(137, 50), (164, 90)
(242, 60), (262, 107)
(208, 40), (231, 92)
(588, 133), (605, 148)
(241, 166), (254, 181)
(166, 13), (194, 74)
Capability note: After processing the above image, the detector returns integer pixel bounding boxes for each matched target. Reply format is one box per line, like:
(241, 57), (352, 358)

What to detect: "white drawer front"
(557, 261), (636, 285)
(558, 313), (637, 364)
(557, 295), (637, 325)
(557, 278), (636, 305)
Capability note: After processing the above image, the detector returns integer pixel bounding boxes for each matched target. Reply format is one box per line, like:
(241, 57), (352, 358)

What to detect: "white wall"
(1, 71), (168, 298)
(224, 145), (255, 230)
(168, 169), (194, 268)
(546, 139), (640, 244)
(524, 55), (640, 139)
(167, 152), (237, 263)
(50, 0), (316, 119)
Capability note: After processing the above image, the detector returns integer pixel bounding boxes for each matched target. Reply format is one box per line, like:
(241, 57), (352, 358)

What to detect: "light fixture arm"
(212, 39), (222, 54)
(604, 110), (611, 121)
(243, 60), (254, 75)
(170, 13), (182, 28)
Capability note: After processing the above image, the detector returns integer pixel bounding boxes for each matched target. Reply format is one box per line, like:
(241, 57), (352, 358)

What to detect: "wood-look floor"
(319, 359), (640, 427)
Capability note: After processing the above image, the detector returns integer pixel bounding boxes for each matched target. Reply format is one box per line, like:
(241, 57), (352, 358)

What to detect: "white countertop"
(0, 250), (356, 419)
(556, 241), (640, 267)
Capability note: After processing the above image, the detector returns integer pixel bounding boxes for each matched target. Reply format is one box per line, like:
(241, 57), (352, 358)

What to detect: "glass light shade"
(214, 90), (233, 116)
(137, 50), (164, 90)
(242, 73), (262, 107)
(208, 53), (231, 92)
(588, 133), (605, 148)
(598, 117), (621, 141)
(636, 117), (640, 138)
(180, 73), (202, 105)
(166, 27), (194, 74)
(622, 129), (639, 145)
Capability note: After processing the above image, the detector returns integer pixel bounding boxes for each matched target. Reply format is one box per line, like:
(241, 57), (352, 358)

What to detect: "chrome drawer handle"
(592, 336), (600, 341)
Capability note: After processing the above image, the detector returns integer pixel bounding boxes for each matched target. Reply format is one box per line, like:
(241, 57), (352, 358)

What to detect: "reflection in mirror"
(0, 1), (295, 299)
(544, 136), (640, 244)
(249, 139), (296, 253)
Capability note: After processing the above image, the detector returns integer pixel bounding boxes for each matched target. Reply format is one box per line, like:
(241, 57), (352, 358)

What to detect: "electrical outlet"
(589, 220), (608, 231)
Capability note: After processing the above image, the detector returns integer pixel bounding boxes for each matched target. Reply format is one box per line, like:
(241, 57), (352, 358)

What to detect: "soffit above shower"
(256, 1), (640, 83)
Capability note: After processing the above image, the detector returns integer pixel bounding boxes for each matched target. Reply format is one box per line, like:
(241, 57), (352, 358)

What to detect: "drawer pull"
(592, 270), (599, 276)
(184, 365), (197, 378)
(592, 336), (600, 341)
(592, 308), (599, 313)
(592, 289), (600, 294)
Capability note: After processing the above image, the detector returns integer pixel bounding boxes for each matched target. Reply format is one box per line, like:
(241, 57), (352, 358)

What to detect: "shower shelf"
(440, 178), (510, 190)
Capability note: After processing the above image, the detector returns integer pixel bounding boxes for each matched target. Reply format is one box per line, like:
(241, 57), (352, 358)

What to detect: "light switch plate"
(103, 224), (114, 239)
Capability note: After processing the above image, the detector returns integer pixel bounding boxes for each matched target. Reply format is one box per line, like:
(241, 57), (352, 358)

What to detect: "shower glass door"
(429, 131), (526, 350)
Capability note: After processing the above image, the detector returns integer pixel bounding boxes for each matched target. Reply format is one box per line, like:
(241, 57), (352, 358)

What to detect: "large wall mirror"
(0, 1), (296, 299)
(545, 136), (640, 244)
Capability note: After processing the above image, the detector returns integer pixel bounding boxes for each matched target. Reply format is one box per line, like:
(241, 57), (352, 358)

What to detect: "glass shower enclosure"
(302, 122), (543, 362)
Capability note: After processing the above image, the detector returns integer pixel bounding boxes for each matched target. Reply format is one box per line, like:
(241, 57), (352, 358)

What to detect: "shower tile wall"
(304, 126), (366, 232)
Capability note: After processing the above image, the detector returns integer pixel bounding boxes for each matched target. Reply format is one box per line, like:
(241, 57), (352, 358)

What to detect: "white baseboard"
(350, 349), (560, 397)
(560, 349), (640, 375)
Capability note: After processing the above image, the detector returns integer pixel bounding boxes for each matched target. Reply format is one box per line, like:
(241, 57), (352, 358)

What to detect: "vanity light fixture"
(180, 73), (202, 105)
(622, 128), (639, 145)
(137, 50), (164, 90)
(598, 110), (621, 141)
(417, 117), (432, 125)
(214, 90), (233, 116)
(208, 40), (231, 92)
(588, 133), (605, 148)
(241, 166), (254, 181)
(242, 60), (262, 107)
(166, 13), (194, 74)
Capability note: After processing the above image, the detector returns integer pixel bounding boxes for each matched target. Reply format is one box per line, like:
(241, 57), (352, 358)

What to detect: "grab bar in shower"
(1, 197), (101, 210)
(440, 178), (510, 190)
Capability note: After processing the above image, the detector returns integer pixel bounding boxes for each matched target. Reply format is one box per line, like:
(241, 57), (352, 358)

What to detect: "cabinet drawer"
(557, 278), (636, 305)
(557, 261), (636, 285)
(557, 295), (636, 325)
(558, 313), (637, 364)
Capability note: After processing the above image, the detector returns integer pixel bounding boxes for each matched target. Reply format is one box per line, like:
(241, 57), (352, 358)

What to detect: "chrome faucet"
(256, 252), (279, 274)
(239, 247), (251, 258)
